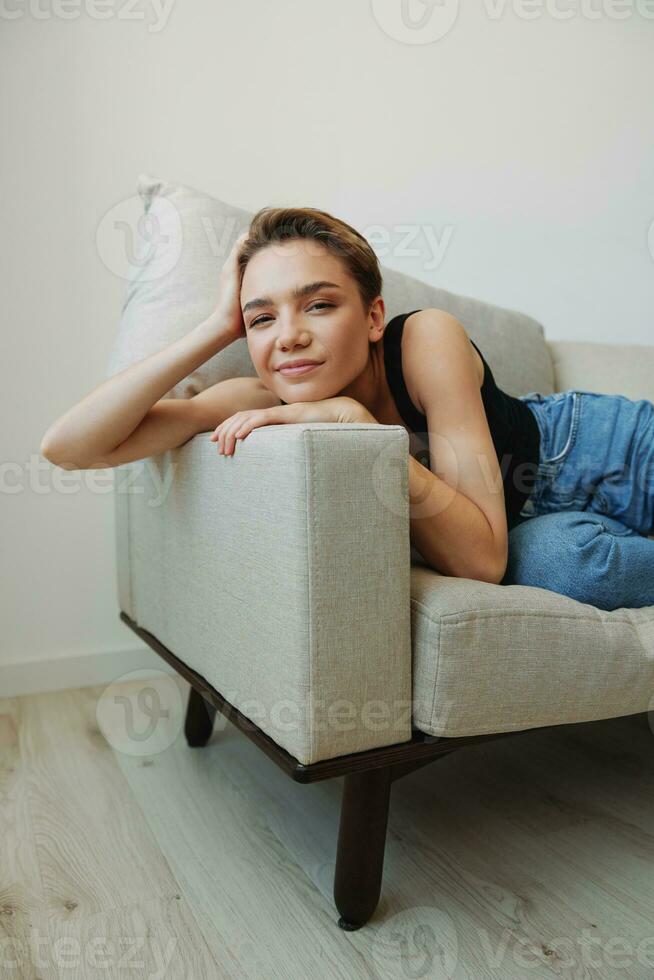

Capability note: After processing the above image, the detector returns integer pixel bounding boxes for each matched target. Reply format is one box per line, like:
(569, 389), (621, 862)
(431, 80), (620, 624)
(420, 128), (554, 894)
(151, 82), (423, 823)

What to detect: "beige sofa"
(109, 175), (654, 931)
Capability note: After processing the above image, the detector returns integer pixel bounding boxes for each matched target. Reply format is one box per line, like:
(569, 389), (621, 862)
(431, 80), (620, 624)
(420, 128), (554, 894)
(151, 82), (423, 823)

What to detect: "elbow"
(486, 561), (507, 586)
(40, 435), (86, 470)
(479, 527), (508, 585)
(427, 554), (507, 584)
(485, 550), (508, 586)
(41, 450), (79, 470)
(466, 546), (508, 586)
(40, 435), (61, 466)
(40, 427), (61, 463)
(466, 562), (506, 586)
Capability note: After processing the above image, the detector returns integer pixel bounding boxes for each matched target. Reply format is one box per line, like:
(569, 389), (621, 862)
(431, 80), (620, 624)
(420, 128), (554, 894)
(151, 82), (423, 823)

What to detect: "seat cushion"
(409, 565), (654, 738)
(106, 173), (555, 400)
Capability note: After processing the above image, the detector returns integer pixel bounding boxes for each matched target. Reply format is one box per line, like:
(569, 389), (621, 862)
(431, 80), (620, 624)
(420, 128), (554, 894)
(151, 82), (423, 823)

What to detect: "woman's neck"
(338, 339), (389, 418)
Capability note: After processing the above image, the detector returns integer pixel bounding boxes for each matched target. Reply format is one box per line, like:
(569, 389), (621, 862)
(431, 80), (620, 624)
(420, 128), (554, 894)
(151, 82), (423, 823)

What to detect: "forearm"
(407, 455), (501, 582)
(354, 407), (501, 581)
(41, 311), (234, 464)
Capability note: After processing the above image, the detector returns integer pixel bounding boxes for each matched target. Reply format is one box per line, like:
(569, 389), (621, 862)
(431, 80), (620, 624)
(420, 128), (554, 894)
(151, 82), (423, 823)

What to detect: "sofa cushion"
(106, 173), (555, 400)
(409, 565), (654, 738)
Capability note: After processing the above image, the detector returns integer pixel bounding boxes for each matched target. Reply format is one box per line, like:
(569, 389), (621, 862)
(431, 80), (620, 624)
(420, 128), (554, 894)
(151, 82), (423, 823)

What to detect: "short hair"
(238, 206), (383, 315)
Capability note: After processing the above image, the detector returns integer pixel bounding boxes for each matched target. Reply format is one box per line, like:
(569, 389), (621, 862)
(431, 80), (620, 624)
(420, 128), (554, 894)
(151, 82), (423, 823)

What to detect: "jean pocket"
(537, 390), (582, 465)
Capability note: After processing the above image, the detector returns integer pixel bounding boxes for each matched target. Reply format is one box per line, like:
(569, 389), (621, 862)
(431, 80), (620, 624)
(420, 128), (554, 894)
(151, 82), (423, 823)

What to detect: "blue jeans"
(500, 389), (654, 610)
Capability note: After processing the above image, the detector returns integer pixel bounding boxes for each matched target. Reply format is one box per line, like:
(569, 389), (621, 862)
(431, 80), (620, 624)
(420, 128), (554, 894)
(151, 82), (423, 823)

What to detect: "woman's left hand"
(209, 396), (376, 455)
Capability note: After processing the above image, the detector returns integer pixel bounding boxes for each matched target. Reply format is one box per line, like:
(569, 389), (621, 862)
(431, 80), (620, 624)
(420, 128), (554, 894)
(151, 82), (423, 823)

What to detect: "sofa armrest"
(112, 421), (413, 765)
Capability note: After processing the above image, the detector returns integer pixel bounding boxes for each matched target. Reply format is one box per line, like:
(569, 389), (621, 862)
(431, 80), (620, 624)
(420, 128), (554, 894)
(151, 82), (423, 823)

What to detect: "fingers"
(210, 412), (255, 455)
(231, 230), (249, 256)
(209, 405), (284, 455)
(213, 419), (242, 455)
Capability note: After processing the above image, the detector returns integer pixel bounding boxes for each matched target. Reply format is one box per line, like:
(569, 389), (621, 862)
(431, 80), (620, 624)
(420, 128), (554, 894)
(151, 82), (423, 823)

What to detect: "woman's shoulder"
(399, 309), (485, 407)
(403, 307), (463, 332)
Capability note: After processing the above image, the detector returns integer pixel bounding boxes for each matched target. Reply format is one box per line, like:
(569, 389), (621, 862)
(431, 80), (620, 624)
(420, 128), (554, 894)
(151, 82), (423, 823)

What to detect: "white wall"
(2, 0), (653, 692)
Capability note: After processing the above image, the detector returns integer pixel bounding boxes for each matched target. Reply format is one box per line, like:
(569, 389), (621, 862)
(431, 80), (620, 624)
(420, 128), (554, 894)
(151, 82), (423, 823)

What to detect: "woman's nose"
(277, 320), (309, 347)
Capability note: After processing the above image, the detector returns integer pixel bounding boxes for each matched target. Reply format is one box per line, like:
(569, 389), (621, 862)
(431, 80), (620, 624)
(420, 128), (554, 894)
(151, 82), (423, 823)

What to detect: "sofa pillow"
(105, 174), (256, 399)
(106, 173), (554, 400)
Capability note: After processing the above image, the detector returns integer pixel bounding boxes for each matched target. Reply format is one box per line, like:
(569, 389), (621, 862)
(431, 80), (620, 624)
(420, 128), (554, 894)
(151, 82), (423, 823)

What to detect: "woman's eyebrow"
(242, 281), (342, 315)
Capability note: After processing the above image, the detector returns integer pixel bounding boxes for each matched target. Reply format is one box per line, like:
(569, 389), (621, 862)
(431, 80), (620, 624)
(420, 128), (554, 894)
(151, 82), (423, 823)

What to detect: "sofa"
(108, 175), (654, 930)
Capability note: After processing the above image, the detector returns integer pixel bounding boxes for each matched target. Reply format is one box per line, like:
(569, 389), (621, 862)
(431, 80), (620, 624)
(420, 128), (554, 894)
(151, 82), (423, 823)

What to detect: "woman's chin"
(278, 382), (326, 401)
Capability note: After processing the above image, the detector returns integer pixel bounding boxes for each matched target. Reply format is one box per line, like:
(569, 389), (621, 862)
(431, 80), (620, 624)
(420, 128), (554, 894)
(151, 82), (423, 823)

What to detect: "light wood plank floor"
(2, 675), (654, 979)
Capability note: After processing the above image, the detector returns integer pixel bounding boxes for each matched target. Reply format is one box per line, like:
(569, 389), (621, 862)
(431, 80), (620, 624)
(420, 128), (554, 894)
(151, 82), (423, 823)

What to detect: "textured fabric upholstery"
(113, 422), (412, 766)
(410, 564), (654, 738)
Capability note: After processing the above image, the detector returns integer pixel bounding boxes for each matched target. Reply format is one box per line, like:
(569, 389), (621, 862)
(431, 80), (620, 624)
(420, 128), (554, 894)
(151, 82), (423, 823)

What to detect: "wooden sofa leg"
(333, 767), (392, 930)
(184, 686), (217, 747)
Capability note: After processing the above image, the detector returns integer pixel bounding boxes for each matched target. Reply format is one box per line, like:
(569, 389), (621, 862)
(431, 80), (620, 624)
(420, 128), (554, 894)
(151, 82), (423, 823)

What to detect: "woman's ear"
(367, 297), (386, 342)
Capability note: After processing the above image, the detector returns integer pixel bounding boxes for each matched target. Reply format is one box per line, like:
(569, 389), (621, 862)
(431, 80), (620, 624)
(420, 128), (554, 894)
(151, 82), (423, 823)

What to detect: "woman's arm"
(401, 310), (509, 583)
(40, 232), (250, 470)
(40, 311), (237, 469)
(57, 377), (282, 470)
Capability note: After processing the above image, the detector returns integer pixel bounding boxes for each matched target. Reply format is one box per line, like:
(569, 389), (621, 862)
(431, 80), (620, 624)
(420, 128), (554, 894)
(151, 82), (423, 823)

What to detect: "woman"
(41, 207), (654, 609)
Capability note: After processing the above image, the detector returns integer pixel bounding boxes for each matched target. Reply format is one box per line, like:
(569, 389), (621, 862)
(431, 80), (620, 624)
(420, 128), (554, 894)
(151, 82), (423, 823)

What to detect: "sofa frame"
(119, 609), (615, 932)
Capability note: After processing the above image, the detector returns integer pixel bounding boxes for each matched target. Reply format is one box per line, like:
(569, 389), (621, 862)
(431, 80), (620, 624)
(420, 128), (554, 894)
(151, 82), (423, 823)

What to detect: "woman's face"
(240, 239), (379, 401)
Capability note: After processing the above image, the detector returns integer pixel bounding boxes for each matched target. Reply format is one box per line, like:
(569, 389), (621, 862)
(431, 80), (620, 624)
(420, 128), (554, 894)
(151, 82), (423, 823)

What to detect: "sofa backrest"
(107, 174), (556, 400)
(549, 340), (654, 402)
(382, 265), (555, 398)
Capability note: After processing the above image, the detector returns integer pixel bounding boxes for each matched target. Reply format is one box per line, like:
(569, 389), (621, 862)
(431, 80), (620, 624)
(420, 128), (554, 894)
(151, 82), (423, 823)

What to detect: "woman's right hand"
(213, 231), (250, 341)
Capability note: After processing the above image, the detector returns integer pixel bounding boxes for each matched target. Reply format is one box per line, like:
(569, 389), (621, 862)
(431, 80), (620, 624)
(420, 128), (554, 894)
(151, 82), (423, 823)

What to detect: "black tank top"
(384, 310), (541, 530)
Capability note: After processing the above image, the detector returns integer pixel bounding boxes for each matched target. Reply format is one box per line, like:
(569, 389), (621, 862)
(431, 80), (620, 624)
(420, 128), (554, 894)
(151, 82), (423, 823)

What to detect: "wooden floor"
(2, 676), (654, 979)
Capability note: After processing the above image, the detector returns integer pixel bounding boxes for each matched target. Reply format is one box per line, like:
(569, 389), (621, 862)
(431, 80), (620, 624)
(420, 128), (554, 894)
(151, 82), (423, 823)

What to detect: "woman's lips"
(278, 362), (323, 376)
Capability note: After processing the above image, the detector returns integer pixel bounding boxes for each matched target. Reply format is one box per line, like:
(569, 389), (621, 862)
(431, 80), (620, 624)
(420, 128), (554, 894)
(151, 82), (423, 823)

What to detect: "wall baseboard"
(0, 646), (177, 699)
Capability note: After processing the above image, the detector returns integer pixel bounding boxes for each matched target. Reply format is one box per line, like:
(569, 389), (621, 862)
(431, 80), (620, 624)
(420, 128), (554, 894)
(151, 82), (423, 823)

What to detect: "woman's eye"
(249, 315), (271, 328)
(250, 302), (333, 328)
